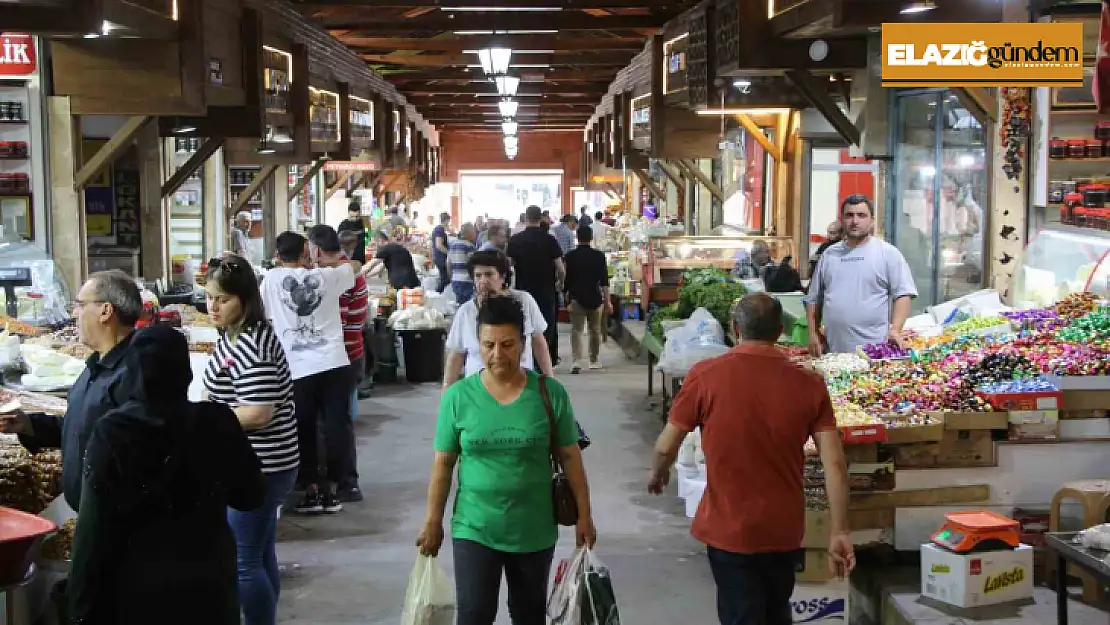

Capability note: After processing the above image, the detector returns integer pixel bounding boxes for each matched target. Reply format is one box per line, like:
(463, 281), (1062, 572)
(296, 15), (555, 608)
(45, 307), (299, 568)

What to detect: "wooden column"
(203, 149), (224, 260)
(47, 97), (87, 291)
(272, 167), (291, 236)
(137, 122), (166, 280)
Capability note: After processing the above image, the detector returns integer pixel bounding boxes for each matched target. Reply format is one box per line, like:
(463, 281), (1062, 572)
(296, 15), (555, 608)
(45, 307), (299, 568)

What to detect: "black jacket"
(68, 325), (265, 625)
(20, 331), (142, 511)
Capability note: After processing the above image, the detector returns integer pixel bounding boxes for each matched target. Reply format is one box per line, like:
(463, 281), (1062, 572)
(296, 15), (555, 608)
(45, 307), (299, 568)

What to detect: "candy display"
(1055, 292), (1101, 320)
(977, 377), (1058, 394)
(861, 341), (911, 360)
(944, 316), (1010, 336)
(1055, 307), (1110, 344)
(834, 403), (883, 427)
(812, 353), (870, 379)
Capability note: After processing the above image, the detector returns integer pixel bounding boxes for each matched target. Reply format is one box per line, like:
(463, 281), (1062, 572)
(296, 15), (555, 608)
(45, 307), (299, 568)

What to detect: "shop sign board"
(881, 23), (1084, 87)
(113, 170), (141, 248)
(324, 161), (379, 172)
(0, 34), (36, 77)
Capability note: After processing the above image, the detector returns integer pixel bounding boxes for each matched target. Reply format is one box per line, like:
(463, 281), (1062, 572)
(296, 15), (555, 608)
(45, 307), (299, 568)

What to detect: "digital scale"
(931, 511), (1021, 553)
(0, 267), (32, 318)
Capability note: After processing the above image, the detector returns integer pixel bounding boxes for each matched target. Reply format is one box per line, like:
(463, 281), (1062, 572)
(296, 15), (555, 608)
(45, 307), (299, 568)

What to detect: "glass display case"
(1012, 226), (1110, 308)
(645, 235), (795, 287)
(164, 137), (206, 268)
(0, 240), (71, 325)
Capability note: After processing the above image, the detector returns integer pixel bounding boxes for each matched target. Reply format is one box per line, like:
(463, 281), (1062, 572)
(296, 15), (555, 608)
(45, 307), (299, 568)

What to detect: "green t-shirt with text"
(435, 370), (578, 553)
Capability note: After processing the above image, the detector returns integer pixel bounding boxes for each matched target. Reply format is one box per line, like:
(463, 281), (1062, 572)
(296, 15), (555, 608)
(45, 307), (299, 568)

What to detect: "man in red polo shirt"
(649, 293), (854, 625)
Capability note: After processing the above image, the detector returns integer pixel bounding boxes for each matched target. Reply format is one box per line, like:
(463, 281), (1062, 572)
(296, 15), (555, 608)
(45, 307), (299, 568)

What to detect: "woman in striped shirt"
(202, 254), (299, 625)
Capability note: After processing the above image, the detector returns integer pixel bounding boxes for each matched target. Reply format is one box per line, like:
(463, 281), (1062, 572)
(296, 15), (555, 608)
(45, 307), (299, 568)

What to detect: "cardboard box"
(842, 443), (878, 464)
(848, 461), (895, 492)
(935, 411), (1009, 430)
(790, 580), (850, 623)
(883, 422), (945, 445)
(1061, 390), (1110, 411)
(839, 423), (887, 444)
(1007, 410), (1059, 441)
(796, 549), (835, 583)
(1060, 409), (1109, 420)
(938, 430), (995, 467)
(891, 442), (940, 468)
(920, 543), (1034, 608)
(980, 390), (1062, 412)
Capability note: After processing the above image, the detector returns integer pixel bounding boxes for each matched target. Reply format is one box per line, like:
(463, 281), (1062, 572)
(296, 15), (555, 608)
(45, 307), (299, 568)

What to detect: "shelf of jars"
(0, 81), (33, 239)
(262, 46), (292, 118)
(228, 165), (264, 223)
(166, 137), (205, 262)
(1046, 106), (1110, 235)
(309, 87), (340, 148)
(349, 94), (374, 149)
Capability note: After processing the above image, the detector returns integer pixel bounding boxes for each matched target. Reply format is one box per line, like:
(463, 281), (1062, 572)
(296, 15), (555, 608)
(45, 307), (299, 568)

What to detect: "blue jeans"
(228, 468), (297, 625)
(350, 387), (358, 422)
(453, 281), (476, 305)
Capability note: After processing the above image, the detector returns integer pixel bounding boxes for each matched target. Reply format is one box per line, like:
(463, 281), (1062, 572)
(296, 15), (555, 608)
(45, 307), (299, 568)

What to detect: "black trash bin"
(371, 318), (399, 384)
(397, 328), (446, 384)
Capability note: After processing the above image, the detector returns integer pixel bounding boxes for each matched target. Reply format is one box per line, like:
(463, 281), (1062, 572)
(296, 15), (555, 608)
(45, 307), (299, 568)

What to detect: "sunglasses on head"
(208, 255), (250, 273)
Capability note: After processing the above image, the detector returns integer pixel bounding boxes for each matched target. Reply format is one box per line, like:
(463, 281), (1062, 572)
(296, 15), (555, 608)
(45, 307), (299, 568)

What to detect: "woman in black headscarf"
(67, 324), (265, 625)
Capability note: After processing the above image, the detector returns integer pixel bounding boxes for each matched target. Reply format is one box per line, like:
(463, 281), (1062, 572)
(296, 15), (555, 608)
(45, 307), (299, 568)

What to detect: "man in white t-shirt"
(261, 231), (356, 515)
(805, 194), (918, 355)
(442, 249), (555, 386)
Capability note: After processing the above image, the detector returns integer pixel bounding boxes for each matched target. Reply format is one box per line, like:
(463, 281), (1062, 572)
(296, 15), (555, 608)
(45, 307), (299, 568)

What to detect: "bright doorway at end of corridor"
(459, 170), (562, 224)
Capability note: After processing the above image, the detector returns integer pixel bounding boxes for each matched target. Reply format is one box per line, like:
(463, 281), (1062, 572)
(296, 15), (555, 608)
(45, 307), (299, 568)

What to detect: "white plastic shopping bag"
(548, 547), (622, 625)
(400, 555), (456, 625)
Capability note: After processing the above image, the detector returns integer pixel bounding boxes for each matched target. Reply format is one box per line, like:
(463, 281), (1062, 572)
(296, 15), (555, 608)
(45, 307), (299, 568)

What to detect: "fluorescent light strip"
(441, 6), (563, 10)
(263, 45), (294, 82)
(350, 95), (373, 104)
(465, 64), (551, 68)
(464, 49), (555, 54)
(454, 30), (558, 35)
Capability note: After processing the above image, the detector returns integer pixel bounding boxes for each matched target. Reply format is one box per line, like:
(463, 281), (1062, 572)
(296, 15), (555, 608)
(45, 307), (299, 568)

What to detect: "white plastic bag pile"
(655, 307), (729, 377)
(1078, 524), (1110, 551)
(400, 555), (455, 625)
(389, 306), (447, 331)
(20, 343), (85, 390)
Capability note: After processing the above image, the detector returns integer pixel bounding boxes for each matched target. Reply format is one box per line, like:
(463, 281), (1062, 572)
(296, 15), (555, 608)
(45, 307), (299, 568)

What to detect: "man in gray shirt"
(805, 194), (917, 355)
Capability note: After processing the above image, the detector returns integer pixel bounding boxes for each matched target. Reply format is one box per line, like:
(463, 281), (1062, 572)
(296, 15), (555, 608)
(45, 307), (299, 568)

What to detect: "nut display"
(40, 519), (76, 561)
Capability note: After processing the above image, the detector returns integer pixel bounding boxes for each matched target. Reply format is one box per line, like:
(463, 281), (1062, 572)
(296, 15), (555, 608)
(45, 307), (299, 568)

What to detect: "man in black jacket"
(337, 202), (368, 264)
(0, 270), (145, 511)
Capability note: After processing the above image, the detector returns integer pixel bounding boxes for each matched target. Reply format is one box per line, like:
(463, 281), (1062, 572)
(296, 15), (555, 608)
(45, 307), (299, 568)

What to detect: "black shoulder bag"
(539, 375), (579, 527)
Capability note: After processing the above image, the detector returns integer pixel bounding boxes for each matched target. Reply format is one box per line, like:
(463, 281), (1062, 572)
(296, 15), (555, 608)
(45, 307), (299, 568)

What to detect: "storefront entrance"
(890, 89), (988, 311)
(458, 170), (562, 224)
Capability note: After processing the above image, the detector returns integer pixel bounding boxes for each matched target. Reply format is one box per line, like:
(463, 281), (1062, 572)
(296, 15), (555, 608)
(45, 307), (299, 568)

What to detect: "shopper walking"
(449, 222), (478, 305)
(432, 212), (452, 292)
(338, 202), (367, 264)
(0, 270), (144, 511)
(551, 214), (577, 255)
(563, 226), (611, 373)
(68, 324), (264, 625)
(443, 250), (554, 386)
(418, 295), (596, 625)
(478, 223), (508, 253)
(578, 205), (593, 228)
(260, 231), (356, 515)
(507, 205), (565, 367)
(649, 293), (854, 625)
(590, 211), (610, 250)
(308, 225), (367, 502)
(805, 194), (917, 355)
(230, 211), (254, 261)
(201, 254), (300, 625)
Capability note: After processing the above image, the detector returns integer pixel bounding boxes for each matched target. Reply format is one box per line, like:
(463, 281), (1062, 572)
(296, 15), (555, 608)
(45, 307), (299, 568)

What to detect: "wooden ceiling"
(291, 0), (697, 131)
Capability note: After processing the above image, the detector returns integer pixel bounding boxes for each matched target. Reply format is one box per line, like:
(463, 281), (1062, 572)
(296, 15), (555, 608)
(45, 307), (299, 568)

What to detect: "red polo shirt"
(669, 343), (836, 554)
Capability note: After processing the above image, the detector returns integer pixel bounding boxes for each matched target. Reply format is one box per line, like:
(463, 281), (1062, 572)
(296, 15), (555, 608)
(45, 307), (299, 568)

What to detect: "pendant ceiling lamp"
(498, 99), (519, 118)
(495, 75), (521, 97)
(477, 47), (512, 76)
(501, 120), (519, 136)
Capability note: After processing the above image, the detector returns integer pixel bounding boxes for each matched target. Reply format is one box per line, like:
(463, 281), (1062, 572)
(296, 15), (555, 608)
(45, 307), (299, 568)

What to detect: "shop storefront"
(889, 89), (989, 311)
(0, 33), (46, 249)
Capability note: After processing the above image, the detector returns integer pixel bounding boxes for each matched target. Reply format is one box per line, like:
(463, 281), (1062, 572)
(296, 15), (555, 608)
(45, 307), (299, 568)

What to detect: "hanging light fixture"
(477, 47), (513, 76)
(501, 120), (519, 136)
(504, 135), (519, 150)
(498, 99), (519, 118)
(495, 75), (521, 97)
(170, 117), (197, 134)
(256, 139), (276, 155)
(900, 0), (936, 14)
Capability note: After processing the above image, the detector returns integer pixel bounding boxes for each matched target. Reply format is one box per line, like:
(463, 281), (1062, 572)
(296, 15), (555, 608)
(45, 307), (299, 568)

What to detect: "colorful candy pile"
(861, 341), (911, 360)
(1056, 292), (1101, 320)
(977, 377), (1058, 394)
(1056, 307), (1110, 344)
(944, 316), (1010, 336)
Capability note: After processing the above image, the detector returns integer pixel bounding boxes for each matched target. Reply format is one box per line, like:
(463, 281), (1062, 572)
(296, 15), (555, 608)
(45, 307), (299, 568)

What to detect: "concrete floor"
(275, 332), (718, 624)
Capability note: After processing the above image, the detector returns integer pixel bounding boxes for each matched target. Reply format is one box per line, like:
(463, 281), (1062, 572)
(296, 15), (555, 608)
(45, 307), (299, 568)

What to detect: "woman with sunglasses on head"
(201, 254), (300, 625)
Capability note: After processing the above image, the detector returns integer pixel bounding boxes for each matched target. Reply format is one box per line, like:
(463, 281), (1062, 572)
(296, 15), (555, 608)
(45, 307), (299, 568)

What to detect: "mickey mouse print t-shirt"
(261, 263), (355, 380)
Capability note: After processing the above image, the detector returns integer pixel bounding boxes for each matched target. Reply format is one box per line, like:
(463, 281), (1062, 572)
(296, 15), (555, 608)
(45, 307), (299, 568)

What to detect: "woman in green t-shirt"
(417, 295), (596, 625)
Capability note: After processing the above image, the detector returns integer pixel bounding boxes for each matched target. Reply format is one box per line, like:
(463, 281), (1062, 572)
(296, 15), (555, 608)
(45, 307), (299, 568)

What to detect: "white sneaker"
(588, 361), (602, 370)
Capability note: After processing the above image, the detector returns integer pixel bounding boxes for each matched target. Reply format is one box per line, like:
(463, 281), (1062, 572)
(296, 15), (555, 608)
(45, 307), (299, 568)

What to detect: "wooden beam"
(229, 165), (278, 214)
(339, 35), (646, 52)
(603, 182), (624, 203)
(632, 168), (665, 204)
(74, 116), (152, 190)
(289, 159), (327, 200)
(848, 485), (990, 511)
(784, 69), (860, 147)
(657, 160), (685, 192)
(734, 114), (783, 162)
(161, 137), (223, 198)
(365, 51), (632, 68)
(300, 0), (679, 7)
(407, 98), (597, 108)
(676, 159), (725, 203)
(952, 87), (997, 126)
(321, 13), (667, 31)
(402, 84), (608, 96)
(325, 171), (355, 201)
(102, 0), (178, 38)
(388, 68), (618, 82)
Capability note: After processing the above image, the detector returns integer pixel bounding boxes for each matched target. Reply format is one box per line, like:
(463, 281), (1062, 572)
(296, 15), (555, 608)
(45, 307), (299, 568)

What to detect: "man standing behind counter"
(805, 194), (917, 356)
(0, 270), (144, 511)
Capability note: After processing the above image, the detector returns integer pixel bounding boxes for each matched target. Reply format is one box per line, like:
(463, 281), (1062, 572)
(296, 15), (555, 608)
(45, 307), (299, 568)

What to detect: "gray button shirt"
(804, 237), (918, 353)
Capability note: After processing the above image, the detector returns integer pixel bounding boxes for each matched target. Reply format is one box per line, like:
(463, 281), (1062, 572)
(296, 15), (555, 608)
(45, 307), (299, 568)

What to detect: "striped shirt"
(341, 272), (369, 361)
(448, 238), (476, 284)
(202, 322), (299, 474)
